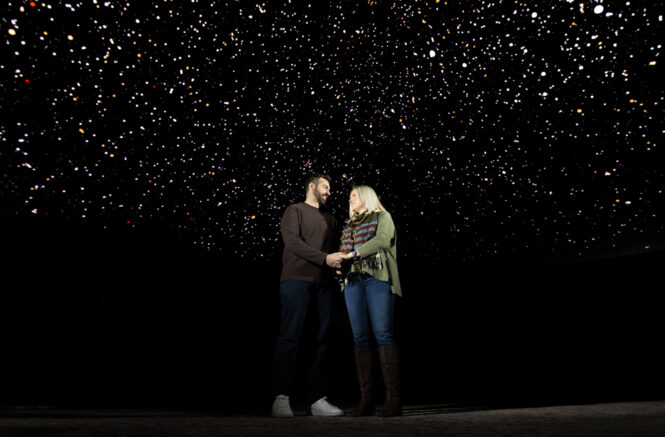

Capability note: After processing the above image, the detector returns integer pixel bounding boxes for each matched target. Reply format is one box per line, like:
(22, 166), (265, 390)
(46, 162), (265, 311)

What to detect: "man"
(271, 174), (345, 417)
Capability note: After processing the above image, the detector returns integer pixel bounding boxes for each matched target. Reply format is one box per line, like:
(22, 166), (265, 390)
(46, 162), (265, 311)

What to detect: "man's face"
(313, 178), (331, 205)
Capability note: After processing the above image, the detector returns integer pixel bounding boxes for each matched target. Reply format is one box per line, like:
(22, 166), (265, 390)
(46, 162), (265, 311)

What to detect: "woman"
(339, 185), (402, 417)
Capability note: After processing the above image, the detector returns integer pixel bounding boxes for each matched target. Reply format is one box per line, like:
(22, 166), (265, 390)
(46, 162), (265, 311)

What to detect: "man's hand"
(326, 252), (343, 269)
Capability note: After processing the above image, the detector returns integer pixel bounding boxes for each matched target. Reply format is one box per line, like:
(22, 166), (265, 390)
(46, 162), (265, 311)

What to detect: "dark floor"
(4, 240), (664, 436)
(2, 401), (665, 437)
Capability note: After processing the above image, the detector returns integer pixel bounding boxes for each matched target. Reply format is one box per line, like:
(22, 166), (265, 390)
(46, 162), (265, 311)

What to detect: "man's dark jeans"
(272, 280), (334, 403)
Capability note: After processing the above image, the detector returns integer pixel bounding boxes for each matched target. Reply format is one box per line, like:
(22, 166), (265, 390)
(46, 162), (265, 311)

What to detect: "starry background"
(3, 0), (663, 265)
(2, 0), (665, 409)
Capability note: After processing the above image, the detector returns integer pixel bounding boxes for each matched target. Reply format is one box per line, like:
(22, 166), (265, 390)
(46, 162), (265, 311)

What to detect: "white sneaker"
(272, 394), (294, 418)
(310, 396), (344, 416)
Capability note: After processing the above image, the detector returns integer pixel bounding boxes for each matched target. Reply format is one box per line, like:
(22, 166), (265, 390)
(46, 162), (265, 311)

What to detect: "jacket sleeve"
(281, 205), (328, 266)
(355, 212), (395, 258)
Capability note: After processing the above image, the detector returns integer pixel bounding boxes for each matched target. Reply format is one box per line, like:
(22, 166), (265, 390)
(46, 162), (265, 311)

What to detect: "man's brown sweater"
(280, 202), (339, 284)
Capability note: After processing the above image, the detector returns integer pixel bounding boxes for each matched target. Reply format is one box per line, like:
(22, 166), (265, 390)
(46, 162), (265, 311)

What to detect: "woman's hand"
(340, 251), (356, 260)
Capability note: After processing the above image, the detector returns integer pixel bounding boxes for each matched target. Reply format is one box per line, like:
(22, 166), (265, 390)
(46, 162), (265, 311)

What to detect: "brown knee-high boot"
(379, 347), (402, 417)
(351, 349), (375, 416)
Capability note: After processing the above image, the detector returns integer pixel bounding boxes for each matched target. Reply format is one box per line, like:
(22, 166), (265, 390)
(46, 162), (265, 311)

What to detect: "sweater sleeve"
(355, 212), (395, 258)
(281, 205), (328, 266)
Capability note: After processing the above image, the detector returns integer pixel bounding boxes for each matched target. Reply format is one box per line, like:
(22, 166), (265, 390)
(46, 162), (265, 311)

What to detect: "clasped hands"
(325, 251), (355, 269)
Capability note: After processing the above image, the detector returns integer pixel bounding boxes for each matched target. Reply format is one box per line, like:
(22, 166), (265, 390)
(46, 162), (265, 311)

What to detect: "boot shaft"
(379, 346), (401, 417)
(354, 349), (374, 397)
(352, 348), (375, 417)
(379, 347), (400, 398)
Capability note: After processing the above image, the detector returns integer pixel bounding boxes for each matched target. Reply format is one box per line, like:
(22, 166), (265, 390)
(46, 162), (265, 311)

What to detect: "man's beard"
(314, 190), (328, 206)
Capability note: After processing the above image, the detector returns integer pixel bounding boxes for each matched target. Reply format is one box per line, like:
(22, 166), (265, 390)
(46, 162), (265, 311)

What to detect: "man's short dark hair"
(305, 173), (331, 196)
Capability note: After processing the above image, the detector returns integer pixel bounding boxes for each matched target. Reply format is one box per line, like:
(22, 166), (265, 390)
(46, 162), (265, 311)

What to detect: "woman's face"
(349, 189), (365, 214)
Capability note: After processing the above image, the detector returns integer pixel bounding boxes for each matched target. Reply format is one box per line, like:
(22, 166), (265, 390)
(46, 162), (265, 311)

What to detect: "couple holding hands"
(272, 174), (402, 418)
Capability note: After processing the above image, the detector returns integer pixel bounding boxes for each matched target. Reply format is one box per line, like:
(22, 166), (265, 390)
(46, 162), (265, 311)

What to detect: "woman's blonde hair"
(349, 185), (387, 218)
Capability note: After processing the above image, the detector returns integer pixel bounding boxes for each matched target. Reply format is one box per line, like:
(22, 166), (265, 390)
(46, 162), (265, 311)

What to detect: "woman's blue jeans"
(344, 274), (396, 350)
